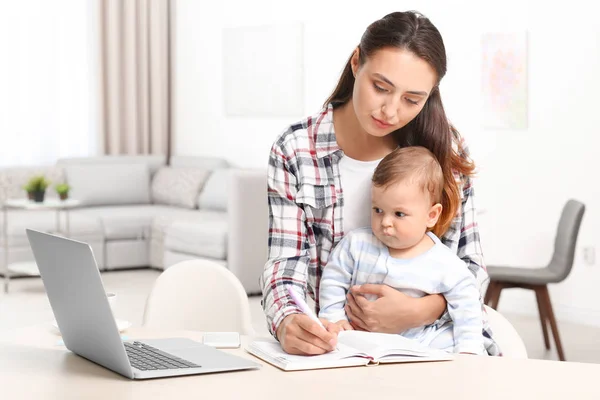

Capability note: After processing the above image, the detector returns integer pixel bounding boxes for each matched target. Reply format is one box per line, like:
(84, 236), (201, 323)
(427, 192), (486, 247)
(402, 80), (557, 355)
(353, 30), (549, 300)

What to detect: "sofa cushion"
(149, 208), (225, 268)
(74, 205), (211, 241)
(64, 163), (151, 207)
(0, 210), (103, 247)
(151, 208), (225, 242)
(197, 168), (230, 211)
(151, 167), (210, 209)
(164, 213), (228, 260)
(74, 206), (158, 240)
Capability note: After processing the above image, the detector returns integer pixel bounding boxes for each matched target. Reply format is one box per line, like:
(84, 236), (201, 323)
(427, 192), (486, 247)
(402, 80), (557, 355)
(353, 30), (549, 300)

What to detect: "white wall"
(0, 0), (98, 167)
(174, 0), (600, 326)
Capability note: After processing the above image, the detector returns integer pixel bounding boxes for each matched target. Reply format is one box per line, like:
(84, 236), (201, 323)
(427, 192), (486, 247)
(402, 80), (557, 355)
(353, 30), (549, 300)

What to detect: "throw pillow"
(65, 163), (151, 206)
(151, 167), (211, 209)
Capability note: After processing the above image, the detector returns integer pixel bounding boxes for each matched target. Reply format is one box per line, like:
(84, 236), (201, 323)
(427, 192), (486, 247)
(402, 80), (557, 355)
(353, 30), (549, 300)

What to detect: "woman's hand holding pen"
(276, 314), (341, 355)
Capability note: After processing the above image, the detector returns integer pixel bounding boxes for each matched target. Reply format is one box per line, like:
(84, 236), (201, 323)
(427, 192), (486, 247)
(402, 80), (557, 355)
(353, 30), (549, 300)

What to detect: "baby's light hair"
(372, 146), (444, 204)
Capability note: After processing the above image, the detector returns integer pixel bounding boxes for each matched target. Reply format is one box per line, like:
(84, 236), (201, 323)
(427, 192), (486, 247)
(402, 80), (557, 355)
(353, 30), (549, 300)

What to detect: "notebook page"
(246, 340), (370, 371)
(338, 331), (442, 359)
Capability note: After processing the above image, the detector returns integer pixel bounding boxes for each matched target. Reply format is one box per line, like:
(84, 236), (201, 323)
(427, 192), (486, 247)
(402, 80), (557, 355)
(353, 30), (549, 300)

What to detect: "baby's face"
(371, 181), (436, 251)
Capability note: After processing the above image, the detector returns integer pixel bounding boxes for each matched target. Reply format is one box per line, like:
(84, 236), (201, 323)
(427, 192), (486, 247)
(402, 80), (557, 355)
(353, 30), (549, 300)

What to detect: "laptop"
(26, 229), (261, 379)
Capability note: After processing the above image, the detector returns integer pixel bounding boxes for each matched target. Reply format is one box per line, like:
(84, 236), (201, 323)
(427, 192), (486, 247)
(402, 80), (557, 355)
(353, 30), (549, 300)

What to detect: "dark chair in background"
(485, 199), (586, 361)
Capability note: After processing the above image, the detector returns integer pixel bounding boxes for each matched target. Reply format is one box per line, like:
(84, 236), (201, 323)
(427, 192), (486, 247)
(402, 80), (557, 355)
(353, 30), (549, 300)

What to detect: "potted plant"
(25, 175), (50, 203)
(22, 183), (35, 200)
(55, 183), (71, 201)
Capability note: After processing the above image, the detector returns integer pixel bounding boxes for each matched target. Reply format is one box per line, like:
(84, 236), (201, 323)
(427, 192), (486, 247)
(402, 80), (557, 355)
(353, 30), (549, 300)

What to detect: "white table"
(0, 325), (599, 399)
(2, 198), (80, 292)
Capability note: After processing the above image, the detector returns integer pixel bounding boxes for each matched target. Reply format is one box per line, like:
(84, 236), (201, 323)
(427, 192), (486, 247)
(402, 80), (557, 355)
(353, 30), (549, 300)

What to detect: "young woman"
(261, 10), (500, 356)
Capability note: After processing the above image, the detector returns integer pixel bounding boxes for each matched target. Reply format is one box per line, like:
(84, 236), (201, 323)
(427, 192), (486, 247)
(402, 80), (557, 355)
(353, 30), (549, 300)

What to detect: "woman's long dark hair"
(324, 11), (475, 237)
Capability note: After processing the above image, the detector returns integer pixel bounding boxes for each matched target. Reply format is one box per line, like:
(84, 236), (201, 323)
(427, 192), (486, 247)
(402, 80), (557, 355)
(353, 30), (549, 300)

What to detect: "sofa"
(0, 155), (268, 294)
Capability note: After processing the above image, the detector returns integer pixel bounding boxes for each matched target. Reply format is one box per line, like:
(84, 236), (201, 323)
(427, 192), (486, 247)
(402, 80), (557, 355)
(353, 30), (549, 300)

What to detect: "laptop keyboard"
(125, 342), (201, 371)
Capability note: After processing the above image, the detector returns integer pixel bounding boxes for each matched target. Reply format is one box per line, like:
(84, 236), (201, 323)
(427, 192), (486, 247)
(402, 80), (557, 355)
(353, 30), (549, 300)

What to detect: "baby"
(319, 146), (484, 354)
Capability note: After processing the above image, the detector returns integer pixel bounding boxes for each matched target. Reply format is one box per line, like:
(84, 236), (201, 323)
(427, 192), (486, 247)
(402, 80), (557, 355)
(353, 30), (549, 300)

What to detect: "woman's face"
(351, 47), (437, 138)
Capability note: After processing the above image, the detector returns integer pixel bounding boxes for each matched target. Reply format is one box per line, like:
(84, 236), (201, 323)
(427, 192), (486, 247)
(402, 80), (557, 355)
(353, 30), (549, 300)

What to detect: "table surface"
(3, 198), (80, 210)
(1, 325), (599, 399)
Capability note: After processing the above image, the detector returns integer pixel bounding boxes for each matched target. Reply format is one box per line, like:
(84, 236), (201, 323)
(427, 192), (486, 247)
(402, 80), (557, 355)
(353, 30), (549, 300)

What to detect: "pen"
(286, 284), (325, 329)
(286, 285), (339, 351)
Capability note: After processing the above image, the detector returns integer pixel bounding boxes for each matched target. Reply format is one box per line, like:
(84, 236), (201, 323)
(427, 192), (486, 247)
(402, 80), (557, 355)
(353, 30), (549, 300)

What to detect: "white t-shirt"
(339, 155), (382, 234)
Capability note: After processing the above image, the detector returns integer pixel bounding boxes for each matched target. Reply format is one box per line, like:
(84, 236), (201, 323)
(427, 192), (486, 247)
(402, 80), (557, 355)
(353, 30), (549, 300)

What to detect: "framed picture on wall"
(481, 32), (528, 129)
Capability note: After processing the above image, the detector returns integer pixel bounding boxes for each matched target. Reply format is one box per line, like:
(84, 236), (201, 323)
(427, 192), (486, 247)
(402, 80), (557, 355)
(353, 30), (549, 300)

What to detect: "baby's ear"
(427, 203), (443, 228)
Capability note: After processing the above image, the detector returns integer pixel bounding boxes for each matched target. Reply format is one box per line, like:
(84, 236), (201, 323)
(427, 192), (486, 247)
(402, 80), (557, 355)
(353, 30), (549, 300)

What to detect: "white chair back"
(484, 305), (528, 358)
(142, 259), (255, 335)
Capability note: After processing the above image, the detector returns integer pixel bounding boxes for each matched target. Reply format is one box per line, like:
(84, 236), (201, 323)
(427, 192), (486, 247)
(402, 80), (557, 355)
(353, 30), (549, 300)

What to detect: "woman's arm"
(262, 138), (339, 355)
(451, 138), (488, 298)
(261, 140), (310, 335)
(452, 174), (488, 299)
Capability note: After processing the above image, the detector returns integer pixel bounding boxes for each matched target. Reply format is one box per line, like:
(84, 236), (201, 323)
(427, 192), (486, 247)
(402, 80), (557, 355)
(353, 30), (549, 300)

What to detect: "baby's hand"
(335, 320), (354, 331)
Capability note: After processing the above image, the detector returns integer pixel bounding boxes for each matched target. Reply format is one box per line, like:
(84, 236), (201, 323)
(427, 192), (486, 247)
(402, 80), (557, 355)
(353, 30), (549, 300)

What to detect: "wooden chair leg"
(534, 286), (551, 350)
(489, 282), (503, 310)
(484, 281), (496, 305)
(540, 285), (565, 361)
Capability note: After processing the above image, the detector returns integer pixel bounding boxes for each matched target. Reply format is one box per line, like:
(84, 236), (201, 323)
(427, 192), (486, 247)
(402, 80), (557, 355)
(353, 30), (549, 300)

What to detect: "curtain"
(97, 0), (172, 159)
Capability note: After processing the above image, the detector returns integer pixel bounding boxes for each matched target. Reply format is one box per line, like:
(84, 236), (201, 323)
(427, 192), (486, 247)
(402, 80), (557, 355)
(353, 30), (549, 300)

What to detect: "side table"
(2, 198), (80, 293)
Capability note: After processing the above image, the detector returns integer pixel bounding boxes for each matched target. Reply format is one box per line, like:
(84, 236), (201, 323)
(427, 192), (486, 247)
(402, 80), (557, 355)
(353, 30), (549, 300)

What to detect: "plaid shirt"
(261, 104), (501, 356)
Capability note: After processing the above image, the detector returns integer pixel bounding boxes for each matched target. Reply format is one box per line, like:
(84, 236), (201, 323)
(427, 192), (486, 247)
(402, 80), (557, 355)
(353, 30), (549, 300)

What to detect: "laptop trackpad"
(139, 338), (258, 370)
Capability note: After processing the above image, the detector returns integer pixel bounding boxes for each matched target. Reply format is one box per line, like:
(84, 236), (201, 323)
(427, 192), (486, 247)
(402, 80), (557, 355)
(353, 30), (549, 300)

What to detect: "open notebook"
(246, 331), (453, 371)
